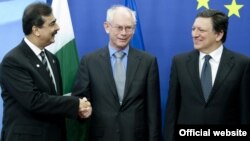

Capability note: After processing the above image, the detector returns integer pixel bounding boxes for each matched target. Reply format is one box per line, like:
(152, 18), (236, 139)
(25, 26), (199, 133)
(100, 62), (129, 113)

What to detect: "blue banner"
(124, 0), (145, 50)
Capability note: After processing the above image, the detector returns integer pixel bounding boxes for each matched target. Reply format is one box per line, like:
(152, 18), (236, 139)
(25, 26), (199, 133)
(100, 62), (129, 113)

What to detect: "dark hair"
(196, 9), (229, 43)
(22, 2), (52, 35)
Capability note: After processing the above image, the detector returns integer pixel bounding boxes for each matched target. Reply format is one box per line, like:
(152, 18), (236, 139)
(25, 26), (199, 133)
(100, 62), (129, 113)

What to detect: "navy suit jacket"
(0, 40), (79, 141)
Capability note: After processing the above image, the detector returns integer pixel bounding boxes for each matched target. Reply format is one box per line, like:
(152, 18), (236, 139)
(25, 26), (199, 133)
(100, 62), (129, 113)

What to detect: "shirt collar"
(108, 43), (129, 58)
(24, 37), (44, 56)
(200, 45), (223, 63)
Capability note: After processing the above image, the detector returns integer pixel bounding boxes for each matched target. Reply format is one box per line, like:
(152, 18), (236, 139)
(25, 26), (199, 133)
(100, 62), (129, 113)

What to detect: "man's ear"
(32, 26), (40, 37)
(216, 30), (224, 42)
(104, 22), (110, 34)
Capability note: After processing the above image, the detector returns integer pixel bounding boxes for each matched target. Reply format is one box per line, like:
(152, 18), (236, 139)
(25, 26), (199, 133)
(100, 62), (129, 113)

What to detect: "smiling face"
(34, 14), (60, 47)
(104, 8), (135, 50)
(192, 17), (223, 54)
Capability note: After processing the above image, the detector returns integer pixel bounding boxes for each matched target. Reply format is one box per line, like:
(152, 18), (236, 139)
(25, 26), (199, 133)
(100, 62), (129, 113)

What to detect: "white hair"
(106, 5), (137, 24)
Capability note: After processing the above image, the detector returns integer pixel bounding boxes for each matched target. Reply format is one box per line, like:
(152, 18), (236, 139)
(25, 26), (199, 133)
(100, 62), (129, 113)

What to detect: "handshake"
(78, 97), (92, 119)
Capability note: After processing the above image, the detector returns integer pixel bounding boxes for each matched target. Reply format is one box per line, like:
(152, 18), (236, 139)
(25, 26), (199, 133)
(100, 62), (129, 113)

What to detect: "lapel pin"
(36, 64), (40, 68)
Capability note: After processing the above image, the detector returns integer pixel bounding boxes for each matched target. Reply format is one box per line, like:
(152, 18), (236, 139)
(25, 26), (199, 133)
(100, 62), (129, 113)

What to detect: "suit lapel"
(21, 41), (48, 79)
(21, 41), (57, 94)
(186, 51), (204, 98)
(211, 48), (234, 96)
(99, 48), (119, 102)
(186, 49), (235, 102)
(123, 48), (141, 101)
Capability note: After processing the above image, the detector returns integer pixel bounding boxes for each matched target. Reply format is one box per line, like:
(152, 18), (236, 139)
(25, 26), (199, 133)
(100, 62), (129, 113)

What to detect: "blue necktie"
(114, 51), (126, 104)
(201, 55), (212, 102)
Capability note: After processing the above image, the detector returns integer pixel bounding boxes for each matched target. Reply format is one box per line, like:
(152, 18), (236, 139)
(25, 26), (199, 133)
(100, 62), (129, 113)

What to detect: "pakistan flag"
(47, 0), (89, 141)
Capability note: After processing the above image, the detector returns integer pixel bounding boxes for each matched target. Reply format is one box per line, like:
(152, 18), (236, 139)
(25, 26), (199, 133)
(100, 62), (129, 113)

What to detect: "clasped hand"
(78, 97), (92, 119)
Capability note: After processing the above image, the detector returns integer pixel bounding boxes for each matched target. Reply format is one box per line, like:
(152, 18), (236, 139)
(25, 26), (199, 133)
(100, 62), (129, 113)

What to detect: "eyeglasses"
(109, 23), (135, 33)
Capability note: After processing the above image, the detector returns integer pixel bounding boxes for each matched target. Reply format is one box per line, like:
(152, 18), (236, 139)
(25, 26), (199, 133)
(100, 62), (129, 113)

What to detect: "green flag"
(47, 0), (89, 140)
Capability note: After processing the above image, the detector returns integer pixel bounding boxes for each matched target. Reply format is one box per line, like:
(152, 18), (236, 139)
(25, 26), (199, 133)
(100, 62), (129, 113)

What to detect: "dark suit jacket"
(0, 40), (79, 141)
(72, 47), (161, 141)
(164, 47), (249, 141)
(240, 60), (250, 124)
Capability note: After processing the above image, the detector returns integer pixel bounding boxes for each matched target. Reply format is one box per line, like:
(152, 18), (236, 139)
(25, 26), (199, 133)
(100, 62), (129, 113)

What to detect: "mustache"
(52, 31), (58, 36)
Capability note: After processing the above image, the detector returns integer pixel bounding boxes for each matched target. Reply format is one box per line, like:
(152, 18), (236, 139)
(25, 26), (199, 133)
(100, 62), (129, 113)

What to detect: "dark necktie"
(114, 51), (126, 104)
(40, 51), (56, 91)
(201, 55), (212, 102)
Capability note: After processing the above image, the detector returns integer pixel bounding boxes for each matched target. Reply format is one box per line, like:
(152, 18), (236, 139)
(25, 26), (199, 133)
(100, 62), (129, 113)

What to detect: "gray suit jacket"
(73, 46), (161, 141)
(164, 47), (249, 141)
(0, 40), (79, 141)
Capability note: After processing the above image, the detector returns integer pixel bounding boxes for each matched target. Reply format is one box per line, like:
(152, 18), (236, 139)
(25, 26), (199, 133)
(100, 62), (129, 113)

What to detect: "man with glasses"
(72, 5), (161, 141)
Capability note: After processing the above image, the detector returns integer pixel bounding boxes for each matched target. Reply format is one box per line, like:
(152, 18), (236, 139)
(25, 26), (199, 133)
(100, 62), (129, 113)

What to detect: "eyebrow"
(49, 19), (57, 25)
(113, 24), (134, 27)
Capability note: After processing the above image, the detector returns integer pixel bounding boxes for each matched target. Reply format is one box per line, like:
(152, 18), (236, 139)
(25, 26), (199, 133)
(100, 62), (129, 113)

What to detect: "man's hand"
(78, 97), (92, 118)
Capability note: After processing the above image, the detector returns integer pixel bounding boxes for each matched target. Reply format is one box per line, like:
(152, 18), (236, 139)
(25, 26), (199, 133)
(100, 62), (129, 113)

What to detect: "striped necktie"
(40, 51), (56, 91)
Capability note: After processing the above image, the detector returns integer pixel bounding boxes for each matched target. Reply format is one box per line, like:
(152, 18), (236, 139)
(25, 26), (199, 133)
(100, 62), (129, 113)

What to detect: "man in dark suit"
(72, 5), (161, 141)
(163, 9), (249, 141)
(0, 2), (91, 141)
